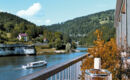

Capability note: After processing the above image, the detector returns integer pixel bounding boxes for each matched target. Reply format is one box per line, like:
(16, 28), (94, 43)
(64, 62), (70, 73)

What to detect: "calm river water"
(0, 47), (87, 80)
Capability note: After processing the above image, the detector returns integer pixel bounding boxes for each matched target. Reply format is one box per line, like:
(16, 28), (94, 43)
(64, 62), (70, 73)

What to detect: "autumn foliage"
(81, 29), (121, 80)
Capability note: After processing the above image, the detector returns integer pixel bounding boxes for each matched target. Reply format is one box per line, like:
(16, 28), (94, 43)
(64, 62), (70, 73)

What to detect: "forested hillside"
(0, 12), (72, 49)
(47, 10), (115, 46)
(0, 10), (116, 47)
(0, 12), (44, 42)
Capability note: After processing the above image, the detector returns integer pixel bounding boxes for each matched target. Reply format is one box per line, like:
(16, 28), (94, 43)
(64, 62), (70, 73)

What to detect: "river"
(0, 47), (87, 80)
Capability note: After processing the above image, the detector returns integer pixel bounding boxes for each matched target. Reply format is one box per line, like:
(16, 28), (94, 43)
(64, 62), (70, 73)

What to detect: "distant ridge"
(46, 9), (115, 46)
(47, 9), (114, 35)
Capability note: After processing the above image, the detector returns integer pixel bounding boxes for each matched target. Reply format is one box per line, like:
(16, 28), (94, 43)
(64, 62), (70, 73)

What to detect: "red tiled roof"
(19, 33), (27, 36)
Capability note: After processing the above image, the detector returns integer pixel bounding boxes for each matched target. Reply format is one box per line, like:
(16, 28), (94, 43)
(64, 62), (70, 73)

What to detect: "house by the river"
(0, 44), (36, 56)
(17, 33), (28, 41)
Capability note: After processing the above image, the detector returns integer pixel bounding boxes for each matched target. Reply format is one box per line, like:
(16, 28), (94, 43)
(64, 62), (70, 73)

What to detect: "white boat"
(22, 60), (47, 69)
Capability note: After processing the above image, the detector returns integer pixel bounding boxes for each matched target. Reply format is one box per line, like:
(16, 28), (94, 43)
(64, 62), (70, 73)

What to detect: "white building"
(115, 0), (130, 51)
(115, 0), (130, 76)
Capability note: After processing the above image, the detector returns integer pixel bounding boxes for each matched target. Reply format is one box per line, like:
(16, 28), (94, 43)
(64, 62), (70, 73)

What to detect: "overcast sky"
(0, 0), (116, 25)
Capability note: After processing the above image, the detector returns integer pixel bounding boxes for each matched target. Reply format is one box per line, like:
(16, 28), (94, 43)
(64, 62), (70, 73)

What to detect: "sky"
(0, 0), (116, 26)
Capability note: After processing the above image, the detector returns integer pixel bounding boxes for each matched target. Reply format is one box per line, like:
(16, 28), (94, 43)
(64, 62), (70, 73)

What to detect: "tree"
(4, 22), (13, 32)
(81, 29), (121, 80)
(54, 38), (63, 49)
(19, 22), (27, 33)
(54, 32), (62, 39)
(65, 42), (71, 52)
(71, 41), (77, 49)
(63, 34), (71, 44)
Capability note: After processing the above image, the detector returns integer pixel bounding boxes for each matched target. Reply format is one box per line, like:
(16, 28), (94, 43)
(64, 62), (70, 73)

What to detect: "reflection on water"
(0, 48), (87, 80)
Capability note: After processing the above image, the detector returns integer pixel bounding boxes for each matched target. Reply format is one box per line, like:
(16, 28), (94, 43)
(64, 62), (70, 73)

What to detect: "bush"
(81, 29), (121, 80)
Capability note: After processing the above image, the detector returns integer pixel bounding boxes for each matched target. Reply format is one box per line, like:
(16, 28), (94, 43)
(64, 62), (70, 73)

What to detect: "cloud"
(16, 3), (41, 17)
(45, 19), (51, 24)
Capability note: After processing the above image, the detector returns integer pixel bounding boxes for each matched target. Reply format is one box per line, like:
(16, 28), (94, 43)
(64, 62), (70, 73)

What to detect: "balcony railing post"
(55, 74), (57, 80)
(75, 63), (77, 80)
(70, 66), (71, 80)
(59, 72), (61, 80)
(67, 67), (69, 80)
(65, 68), (67, 80)
(62, 71), (63, 80)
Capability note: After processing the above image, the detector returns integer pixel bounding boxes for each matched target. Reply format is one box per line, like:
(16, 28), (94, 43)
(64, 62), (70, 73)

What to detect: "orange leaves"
(81, 29), (121, 80)
(94, 29), (103, 41)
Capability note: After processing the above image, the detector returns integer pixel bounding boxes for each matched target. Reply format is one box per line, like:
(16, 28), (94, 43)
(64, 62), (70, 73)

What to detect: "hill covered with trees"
(0, 12), (72, 50)
(47, 10), (115, 46)
(0, 12), (44, 42)
(0, 9), (116, 48)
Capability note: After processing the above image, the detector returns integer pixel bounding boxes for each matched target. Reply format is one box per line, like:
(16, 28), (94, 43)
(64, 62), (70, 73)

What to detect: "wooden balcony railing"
(18, 53), (89, 80)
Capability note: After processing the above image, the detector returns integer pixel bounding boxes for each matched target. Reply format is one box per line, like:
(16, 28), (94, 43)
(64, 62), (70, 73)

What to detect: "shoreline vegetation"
(35, 45), (84, 55)
(36, 49), (83, 55)
(0, 43), (86, 57)
(0, 48), (83, 57)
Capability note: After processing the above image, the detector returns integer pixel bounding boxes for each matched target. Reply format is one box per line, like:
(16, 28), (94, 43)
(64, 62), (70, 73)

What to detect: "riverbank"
(36, 48), (66, 55)
(35, 45), (66, 55)
(35, 45), (87, 55)
(0, 48), (87, 80)
(36, 48), (86, 55)
(0, 43), (87, 56)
